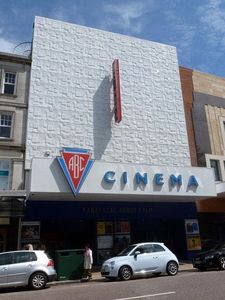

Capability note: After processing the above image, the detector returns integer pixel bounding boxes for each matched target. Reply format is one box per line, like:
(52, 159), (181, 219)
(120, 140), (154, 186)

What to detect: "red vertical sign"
(113, 59), (122, 123)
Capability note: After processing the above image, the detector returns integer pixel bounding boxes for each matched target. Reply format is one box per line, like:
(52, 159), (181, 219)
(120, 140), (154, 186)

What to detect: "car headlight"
(205, 255), (214, 260)
(110, 261), (115, 266)
(103, 265), (109, 271)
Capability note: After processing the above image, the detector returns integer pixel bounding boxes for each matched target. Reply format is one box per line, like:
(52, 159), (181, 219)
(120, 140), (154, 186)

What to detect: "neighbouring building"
(180, 67), (225, 247)
(0, 52), (31, 251)
(23, 16), (216, 262)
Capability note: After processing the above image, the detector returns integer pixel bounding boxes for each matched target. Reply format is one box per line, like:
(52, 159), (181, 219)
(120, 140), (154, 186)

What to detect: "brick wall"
(179, 66), (198, 166)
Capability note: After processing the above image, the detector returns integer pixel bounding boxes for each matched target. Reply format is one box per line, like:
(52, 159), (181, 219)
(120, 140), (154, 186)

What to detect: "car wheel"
(119, 266), (132, 281)
(166, 261), (178, 276)
(29, 272), (47, 290)
(218, 256), (225, 270)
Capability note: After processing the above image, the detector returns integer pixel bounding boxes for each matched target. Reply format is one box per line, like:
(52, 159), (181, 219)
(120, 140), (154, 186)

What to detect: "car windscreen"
(213, 244), (225, 250)
(116, 245), (137, 256)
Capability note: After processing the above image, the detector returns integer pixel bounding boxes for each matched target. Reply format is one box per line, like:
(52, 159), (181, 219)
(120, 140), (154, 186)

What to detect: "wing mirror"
(134, 251), (141, 257)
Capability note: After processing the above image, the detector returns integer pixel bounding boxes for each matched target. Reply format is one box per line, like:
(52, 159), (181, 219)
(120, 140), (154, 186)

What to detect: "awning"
(27, 158), (217, 202)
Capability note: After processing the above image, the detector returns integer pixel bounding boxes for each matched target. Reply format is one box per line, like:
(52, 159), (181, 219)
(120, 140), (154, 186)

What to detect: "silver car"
(101, 242), (179, 281)
(0, 250), (57, 290)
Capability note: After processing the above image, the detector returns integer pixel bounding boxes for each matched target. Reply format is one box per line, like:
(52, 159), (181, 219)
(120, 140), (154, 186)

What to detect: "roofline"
(0, 52), (31, 64)
(179, 65), (193, 72)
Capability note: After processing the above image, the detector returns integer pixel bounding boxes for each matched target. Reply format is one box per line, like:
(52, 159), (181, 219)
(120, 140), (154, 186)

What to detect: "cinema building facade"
(23, 17), (216, 262)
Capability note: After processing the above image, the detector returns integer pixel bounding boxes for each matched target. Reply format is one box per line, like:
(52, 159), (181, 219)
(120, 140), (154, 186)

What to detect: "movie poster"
(21, 221), (40, 241)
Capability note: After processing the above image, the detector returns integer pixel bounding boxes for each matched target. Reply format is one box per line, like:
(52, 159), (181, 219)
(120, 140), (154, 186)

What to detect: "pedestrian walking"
(83, 244), (93, 280)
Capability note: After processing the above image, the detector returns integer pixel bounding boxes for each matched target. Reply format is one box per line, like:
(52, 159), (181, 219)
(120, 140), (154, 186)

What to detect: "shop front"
(23, 148), (216, 262)
(23, 200), (198, 262)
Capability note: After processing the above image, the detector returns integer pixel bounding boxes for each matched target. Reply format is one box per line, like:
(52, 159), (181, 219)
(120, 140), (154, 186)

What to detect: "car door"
(7, 252), (37, 286)
(0, 253), (13, 286)
(152, 244), (167, 271)
(131, 244), (159, 275)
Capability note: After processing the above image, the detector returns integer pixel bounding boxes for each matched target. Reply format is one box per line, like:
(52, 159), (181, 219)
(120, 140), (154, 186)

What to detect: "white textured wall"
(26, 16), (191, 168)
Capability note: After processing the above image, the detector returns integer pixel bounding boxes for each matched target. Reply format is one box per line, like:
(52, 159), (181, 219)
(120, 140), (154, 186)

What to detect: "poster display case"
(115, 221), (130, 234)
(97, 249), (113, 265)
(20, 221), (40, 249)
(97, 235), (113, 249)
(184, 219), (201, 251)
(97, 222), (113, 235)
(186, 235), (201, 251)
(96, 221), (130, 264)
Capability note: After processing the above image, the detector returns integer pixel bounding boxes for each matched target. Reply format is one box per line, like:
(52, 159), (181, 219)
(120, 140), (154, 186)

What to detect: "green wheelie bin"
(55, 249), (84, 281)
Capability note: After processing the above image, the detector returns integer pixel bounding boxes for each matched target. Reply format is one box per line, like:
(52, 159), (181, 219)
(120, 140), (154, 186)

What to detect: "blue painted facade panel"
(24, 201), (197, 221)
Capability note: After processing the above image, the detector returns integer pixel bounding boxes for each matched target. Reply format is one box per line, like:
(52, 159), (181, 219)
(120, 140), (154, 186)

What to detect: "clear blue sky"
(1, 0), (225, 77)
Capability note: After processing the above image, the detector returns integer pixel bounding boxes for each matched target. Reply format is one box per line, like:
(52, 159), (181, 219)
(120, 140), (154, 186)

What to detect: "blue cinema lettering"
(188, 175), (199, 187)
(170, 174), (182, 186)
(122, 172), (128, 184)
(104, 171), (116, 184)
(155, 173), (164, 185)
(135, 172), (148, 185)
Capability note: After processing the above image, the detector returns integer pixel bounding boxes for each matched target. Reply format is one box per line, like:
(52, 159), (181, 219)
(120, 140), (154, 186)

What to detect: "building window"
(210, 159), (221, 181)
(0, 160), (10, 190)
(2, 71), (16, 95)
(0, 113), (13, 138)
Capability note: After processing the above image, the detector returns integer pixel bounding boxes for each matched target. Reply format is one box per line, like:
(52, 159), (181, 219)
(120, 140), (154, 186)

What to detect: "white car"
(0, 250), (57, 290)
(101, 242), (179, 281)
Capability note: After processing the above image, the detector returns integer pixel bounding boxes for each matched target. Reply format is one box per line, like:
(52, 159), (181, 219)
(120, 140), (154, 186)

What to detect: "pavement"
(49, 262), (195, 286)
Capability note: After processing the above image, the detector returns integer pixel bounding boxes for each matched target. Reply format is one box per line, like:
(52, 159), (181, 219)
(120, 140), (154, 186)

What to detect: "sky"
(1, 0), (225, 77)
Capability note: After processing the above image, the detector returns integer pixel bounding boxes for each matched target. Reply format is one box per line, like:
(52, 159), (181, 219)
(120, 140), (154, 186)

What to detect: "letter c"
(103, 171), (116, 183)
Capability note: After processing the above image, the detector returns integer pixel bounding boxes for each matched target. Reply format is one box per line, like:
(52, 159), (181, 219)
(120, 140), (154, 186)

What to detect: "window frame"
(153, 244), (166, 252)
(0, 159), (11, 190)
(1, 70), (17, 96)
(210, 159), (221, 182)
(0, 111), (14, 139)
(13, 252), (37, 264)
(205, 154), (225, 182)
(0, 253), (13, 266)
